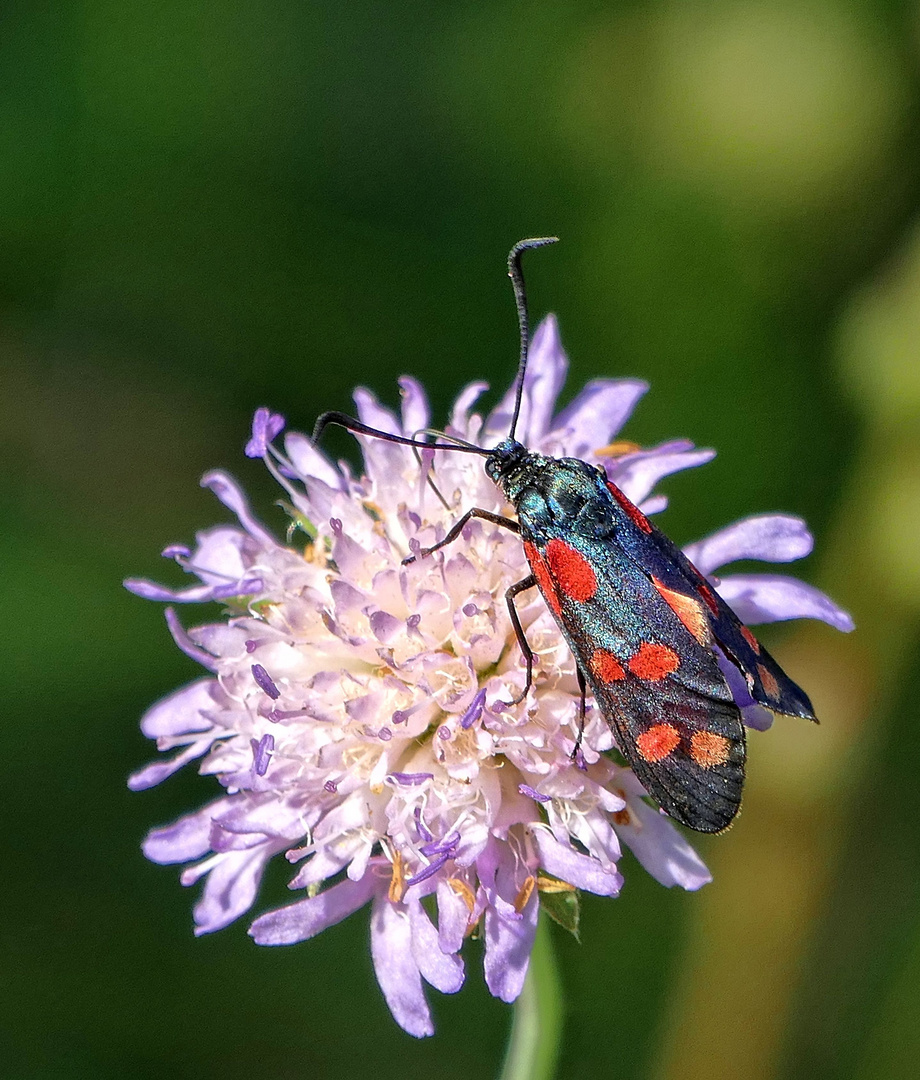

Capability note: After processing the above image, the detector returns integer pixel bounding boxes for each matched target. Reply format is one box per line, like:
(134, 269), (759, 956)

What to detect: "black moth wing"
(604, 481), (816, 721)
(521, 513), (746, 833)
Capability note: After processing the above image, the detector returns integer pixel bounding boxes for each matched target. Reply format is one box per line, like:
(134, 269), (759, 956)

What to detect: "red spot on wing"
(523, 541), (562, 616)
(636, 722), (680, 762)
(689, 731), (732, 769)
(589, 648), (626, 683)
(757, 663), (780, 700)
(740, 625), (761, 654)
(606, 481), (653, 534)
(545, 538), (597, 602)
(628, 642), (681, 681)
(697, 582), (721, 616)
(652, 578), (710, 644)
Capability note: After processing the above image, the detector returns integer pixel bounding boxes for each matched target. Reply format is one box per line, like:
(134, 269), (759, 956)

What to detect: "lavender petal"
(532, 829), (622, 896)
(436, 879), (471, 955)
(370, 892), (434, 1038)
(407, 895), (464, 994)
(683, 515), (814, 575)
(398, 376), (430, 436)
(485, 315), (568, 445)
(715, 574), (855, 631)
(283, 431), (343, 488)
(245, 407), (285, 458)
(618, 801), (712, 890)
(165, 608), (218, 671)
(610, 443), (716, 507)
(249, 867), (379, 945)
(142, 802), (220, 864)
(551, 378), (649, 457)
(124, 578), (220, 603)
(191, 845), (275, 935)
(483, 886), (539, 1003)
(200, 471), (278, 548)
(138, 678), (215, 738)
(128, 740), (213, 791)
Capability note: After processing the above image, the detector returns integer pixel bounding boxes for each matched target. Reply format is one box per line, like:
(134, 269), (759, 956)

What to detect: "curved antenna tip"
(506, 237), (559, 439)
(508, 237), (559, 267)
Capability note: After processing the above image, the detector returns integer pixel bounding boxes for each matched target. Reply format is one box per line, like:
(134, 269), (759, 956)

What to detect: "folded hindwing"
(605, 485), (816, 720)
(523, 528), (745, 833)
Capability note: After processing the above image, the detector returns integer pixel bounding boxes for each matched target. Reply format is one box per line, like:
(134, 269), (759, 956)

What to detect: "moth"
(313, 238), (816, 832)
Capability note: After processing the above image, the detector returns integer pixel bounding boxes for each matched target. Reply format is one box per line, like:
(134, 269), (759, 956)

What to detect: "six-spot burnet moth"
(312, 238), (817, 833)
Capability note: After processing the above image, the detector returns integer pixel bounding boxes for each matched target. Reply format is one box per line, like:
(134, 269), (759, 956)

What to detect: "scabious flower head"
(126, 316), (852, 1037)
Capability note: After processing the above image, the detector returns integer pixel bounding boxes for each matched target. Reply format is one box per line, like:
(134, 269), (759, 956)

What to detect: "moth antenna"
(507, 236), (559, 441)
(311, 410), (491, 456)
(409, 430), (453, 512)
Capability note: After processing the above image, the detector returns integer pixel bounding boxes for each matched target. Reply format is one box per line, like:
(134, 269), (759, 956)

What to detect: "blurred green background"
(4, 1), (920, 1077)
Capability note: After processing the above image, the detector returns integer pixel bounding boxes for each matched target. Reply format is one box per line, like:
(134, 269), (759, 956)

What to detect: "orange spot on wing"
(628, 642), (681, 681)
(757, 663), (780, 700)
(606, 481), (653, 534)
(740, 625), (761, 654)
(523, 540), (562, 616)
(652, 578), (710, 644)
(690, 731), (732, 769)
(636, 722), (680, 762)
(545, 538), (597, 602)
(590, 648), (626, 683)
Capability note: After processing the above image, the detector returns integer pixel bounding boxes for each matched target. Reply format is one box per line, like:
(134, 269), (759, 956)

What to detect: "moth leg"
(572, 666), (587, 759)
(503, 574), (538, 706)
(402, 507), (520, 564)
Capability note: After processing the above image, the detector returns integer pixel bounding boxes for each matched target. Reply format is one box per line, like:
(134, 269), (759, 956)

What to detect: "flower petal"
(165, 608), (218, 671)
(399, 376), (430, 436)
(485, 315), (568, 445)
(191, 844), (277, 935)
(138, 679), (216, 738)
(128, 740), (213, 791)
(142, 802), (221, 864)
(551, 378), (648, 457)
(531, 828), (622, 896)
(436, 879), (472, 955)
(200, 471), (278, 548)
(618, 801), (712, 890)
(249, 866), (380, 945)
(683, 515), (814, 575)
(371, 893), (434, 1038)
(609, 443), (716, 507)
(283, 431), (343, 488)
(407, 894), (464, 993)
(483, 887), (539, 1003)
(123, 578), (219, 603)
(715, 574), (855, 631)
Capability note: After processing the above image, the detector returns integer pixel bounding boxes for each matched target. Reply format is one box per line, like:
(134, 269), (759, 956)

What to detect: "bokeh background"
(4, 2), (920, 1077)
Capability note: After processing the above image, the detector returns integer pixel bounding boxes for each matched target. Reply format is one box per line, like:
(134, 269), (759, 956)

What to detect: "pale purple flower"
(126, 315), (852, 1036)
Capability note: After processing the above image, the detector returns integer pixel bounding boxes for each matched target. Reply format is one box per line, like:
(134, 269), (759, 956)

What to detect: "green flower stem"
(498, 917), (564, 1080)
